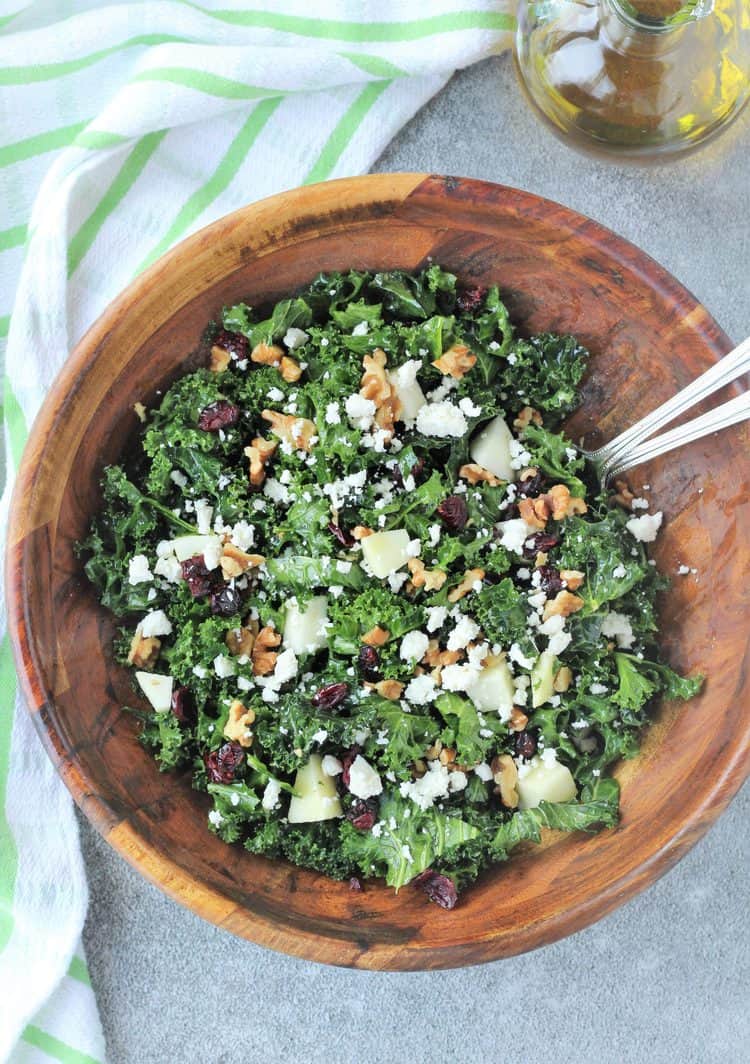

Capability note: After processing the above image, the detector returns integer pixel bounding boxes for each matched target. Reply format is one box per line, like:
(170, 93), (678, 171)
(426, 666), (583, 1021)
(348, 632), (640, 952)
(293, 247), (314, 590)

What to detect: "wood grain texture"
(6, 173), (750, 970)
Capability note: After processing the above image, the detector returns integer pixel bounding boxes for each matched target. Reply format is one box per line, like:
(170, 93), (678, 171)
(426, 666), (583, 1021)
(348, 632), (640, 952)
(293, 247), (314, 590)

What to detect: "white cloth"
(0, 2), (514, 1058)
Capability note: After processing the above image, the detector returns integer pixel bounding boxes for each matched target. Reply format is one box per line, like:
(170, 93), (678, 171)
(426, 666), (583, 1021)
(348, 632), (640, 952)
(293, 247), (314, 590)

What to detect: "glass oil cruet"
(515, 0), (750, 158)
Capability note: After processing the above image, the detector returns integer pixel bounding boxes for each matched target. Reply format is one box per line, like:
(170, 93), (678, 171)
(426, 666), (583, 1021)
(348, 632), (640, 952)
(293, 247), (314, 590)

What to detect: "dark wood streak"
(5, 173), (749, 970)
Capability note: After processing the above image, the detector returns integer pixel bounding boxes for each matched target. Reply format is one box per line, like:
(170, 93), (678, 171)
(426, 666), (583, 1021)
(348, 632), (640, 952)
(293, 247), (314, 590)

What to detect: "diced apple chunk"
(170, 534), (221, 562)
(518, 756), (577, 809)
(531, 650), (558, 708)
(361, 529), (412, 579)
(287, 754), (343, 823)
(469, 657), (515, 721)
(469, 414), (515, 481)
(283, 595), (329, 654)
(135, 671), (173, 713)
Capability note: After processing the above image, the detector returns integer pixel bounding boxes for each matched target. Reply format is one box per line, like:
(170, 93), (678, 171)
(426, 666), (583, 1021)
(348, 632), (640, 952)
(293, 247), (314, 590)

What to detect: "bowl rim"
(6, 172), (750, 970)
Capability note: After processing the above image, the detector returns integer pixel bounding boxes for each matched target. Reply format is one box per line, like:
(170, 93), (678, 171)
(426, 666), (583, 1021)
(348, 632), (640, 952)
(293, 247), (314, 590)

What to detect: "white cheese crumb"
(261, 779), (282, 811)
(496, 518), (536, 556)
(128, 555), (153, 585)
(208, 810), (224, 827)
(415, 400), (468, 438)
(351, 320), (369, 336)
(400, 630), (430, 662)
(590, 682), (609, 695)
(348, 756), (383, 800)
(267, 386), (284, 402)
(169, 469), (188, 488)
(230, 520), (255, 551)
(458, 396), (482, 418)
(630, 497), (650, 510)
(601, 611), (635, 649)
(283, 327), (309, 349)
(202, 540), (222, 571)
(404, 674), (438, 705)
(612, 564), (627, 579)
(322, 755), (343, 776)
(345, 393), (376, 429)
(139, 610), (172, 638)
(425, 605), (448, 633)
(446, 614), (480, 652)
(194, 498), (213, 535)
(508, 642), (535, 669)
(626, 511), (663, 542)
(325, 401), (341, 425)
(213, 654), (236, 679)
(677, 564), (690, 575)
(474, 762), (494, 782)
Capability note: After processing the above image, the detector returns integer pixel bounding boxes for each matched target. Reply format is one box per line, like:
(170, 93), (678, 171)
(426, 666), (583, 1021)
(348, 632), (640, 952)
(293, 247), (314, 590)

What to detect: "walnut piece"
(369, 679), (404, 700)
(244, 435), (277, 487)
(610, 477), (635, 509)
(133, 401), (147, 423)
(225, 625), (256, 658)
(423, 640), (462, 668)
(251, 625), (281, 676)
(542, 590), (585, 621)
(518, 496), (550, 530)
(362, 625), (390, 647)
(560, 569), (585, 591)
(513, 406), (543, 432)
(360, 348), (400, 438)
(459, 462), (502, 487)
(553, 666), (573, 693)
(279, 355), (302, 383)
(509, 706), (529, 732)
(448, 567), (485, 603)
(407, 557), (447, 592)
(547, 483), (588, 520)
(352, 525), (373, 540)
(261, 409), (317, 452)
(433, 343), (476, 379)
(492, 754), (519, 809)
(127, 632), (161, 668)
(219, 544), (265, 580)
(223, 700), (256, 748)
(209, 345), (231, 373)
(250, 341), (284, 367)
(438, 746), (456, 765)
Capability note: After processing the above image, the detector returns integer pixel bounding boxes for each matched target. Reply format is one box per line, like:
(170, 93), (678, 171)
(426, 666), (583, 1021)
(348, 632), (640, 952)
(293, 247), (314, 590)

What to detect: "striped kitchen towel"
(0, 2), (515, 1059)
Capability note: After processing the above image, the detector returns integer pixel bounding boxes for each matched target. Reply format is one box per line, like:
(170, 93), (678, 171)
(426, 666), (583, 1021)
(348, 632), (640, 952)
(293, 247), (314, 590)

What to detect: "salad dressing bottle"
(515, 0), (750, 159)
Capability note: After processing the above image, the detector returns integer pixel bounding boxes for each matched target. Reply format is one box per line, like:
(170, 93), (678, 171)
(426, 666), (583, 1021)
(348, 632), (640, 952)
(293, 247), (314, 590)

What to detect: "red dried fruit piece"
(327, 521), (355, 548)
(346, 798), (378, 831)
(537, 565), (564, 596)
(514, 730), (538, 760)
(170, 686), (195, 726)
(357, 645), (381, 682)
(341, 746), (361, 789)
(456, 285), (487, 313)
(311, 682), (349, 710)
(198, 400), (240, 432)
(521, 531), (560, 559)
(213, 328), (249, 361)
(517, 471), (547, 498)
(436, 494), (468, 531)
(210, 585), (243, 617)
(413, 869), (458, 910)
(181, 555), (218, 598)
(204, 741), (245, 783)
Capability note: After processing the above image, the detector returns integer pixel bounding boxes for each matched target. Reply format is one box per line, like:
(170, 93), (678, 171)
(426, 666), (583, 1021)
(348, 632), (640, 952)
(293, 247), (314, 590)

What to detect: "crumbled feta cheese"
(329, 585), (344, 598)
(387, 571), (409, 593)
(348, 756), (383, 800)
(283, 327), (309, 349)
(311, 729), (328, 745)
(496, 518), (536, 556)
(192, 665), (207, 679)
(474, 762), (494, 782)
(404, 674), (438, 705)
(509, 437), (532, 470)
(630, 497), (650, 510)
(345, 393), (376, 429)
(213, 654), (236, 679)
(322, 755), (343, 777)
(601, 611), (635, 648)
(425, 605), (448, 633)
(508, 642), (535, 669)
(458, 396), (482, 418)
(267, 386), (285, 403)
(612, 564), (627, 579)
(351, 320), (369, 336)
(128, 554), (153, 585)
(677, 564), (690, 575)
(264, 478), (291, 505)
(325, 401), (341, 425)
(440, 661), (482, 692)
(336, 560), (352, 574)
(170, 469), (188, 489)
(446, 614), (480, 652)
(154, 554), (182, 583)
(229, 520), (255, 552)
(208, 810), (224, 827)
(590, 682), (609, 695)
(194, 499), (213, 534)
(237, 676), (253, 692)
(203, 540), (223, 571)
(261, 779), (282, 811)
(427, 524), (441, 548)
(406, 538), (421, 558)
(139, 610), (172, 638)
(400, 630), (430, 662)
(626, 511), (663, 542)
(415, 400), (467, 438)
(399, 760), (466, 810)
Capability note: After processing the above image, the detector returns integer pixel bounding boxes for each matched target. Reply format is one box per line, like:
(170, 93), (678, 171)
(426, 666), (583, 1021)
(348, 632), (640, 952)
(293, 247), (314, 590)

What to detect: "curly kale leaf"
(435, 693), (502, 765)
(138, 710), (191, 771)
(244, 819), (355, 879)
(503, 333), (588, 420)
(616, 653), (703, 704)
(264, 554), (366, 595)
(366, 699), (437, 776)
(558, 512), (648, 615)
(472, 578), (530, 647)
(341, 793), (479, 890)
(520, 423), (588, 496)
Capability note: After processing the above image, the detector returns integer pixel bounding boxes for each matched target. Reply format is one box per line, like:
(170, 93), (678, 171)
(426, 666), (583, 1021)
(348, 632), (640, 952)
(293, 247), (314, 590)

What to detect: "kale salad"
(81, 266), (701, 909)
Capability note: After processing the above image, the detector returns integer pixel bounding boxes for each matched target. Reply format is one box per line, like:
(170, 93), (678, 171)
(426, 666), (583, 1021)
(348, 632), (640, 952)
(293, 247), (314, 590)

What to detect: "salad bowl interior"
(7, 173), (750, 970)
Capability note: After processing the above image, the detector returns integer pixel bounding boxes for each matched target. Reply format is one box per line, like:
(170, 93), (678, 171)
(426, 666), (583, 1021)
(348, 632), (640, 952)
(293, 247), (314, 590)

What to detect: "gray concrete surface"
(79, 54), (750, 1064)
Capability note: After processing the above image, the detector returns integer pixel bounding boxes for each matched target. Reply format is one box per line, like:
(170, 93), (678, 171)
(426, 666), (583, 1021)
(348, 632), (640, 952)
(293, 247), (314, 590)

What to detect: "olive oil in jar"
(515, 0), (750, 159)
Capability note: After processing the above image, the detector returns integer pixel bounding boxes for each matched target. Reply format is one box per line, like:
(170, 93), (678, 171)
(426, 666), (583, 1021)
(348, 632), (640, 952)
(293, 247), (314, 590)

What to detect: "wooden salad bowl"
(7, 174), (750, 970)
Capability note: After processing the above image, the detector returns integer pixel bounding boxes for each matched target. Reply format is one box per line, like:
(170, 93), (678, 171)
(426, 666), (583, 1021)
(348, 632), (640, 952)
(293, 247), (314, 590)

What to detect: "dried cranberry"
(212, 328), (249, 361)
(341, 747), (361, 789)
(517, 471), (547, 498)
(204, 741), (245, 783)
(170, 686), (195, 726)
(311, 682), (349, 710)
(456, 285), (487, 313)
(181, 555), (217, 598)
(521, 531), (560, 559)
(328, 521), (354, 548)
(515, 730), (538, 760)
(197, 400), (240, 432)
(436, 494), (468, 531)
(346, 798), (378, 831)
(349, 876), (363, 892)
(358, 645), (381, 682)
(210, 585), (242, 617)
(537, 565), (564, 596)
(413, 869), (458, 910)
